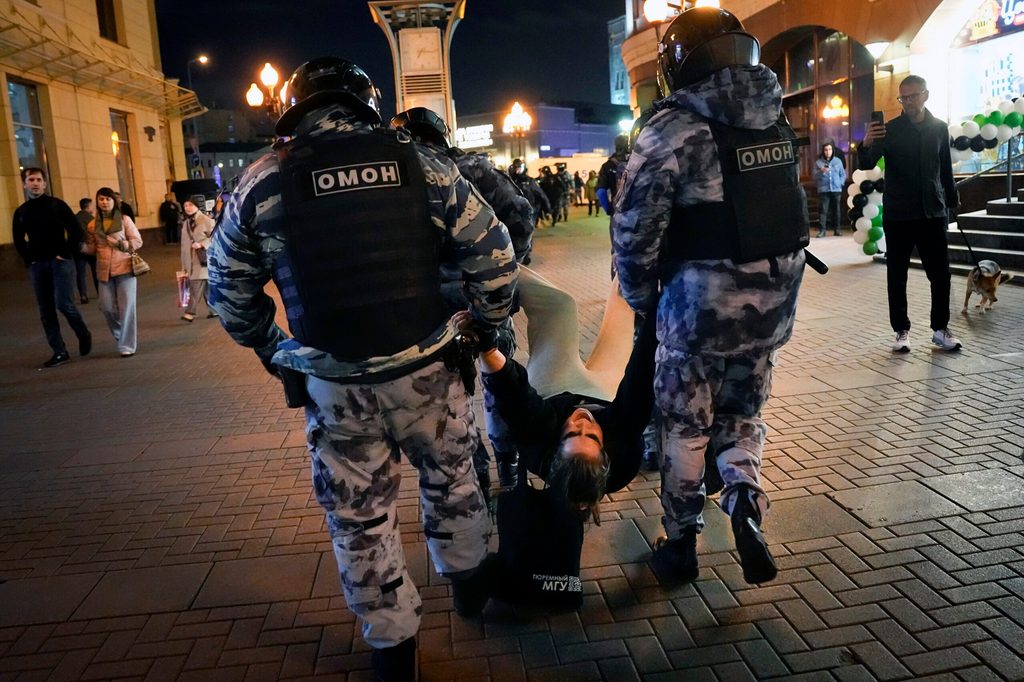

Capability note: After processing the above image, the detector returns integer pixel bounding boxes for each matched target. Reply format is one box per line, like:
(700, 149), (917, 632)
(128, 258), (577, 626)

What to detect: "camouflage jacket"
(612, 64), (805, 359)
(451, 148), (535, 262)
(511, 173), (551, 215)
(208, 106), (518, 379)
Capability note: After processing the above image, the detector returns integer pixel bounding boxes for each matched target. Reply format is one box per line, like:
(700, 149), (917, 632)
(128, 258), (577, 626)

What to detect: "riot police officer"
(596, 134), (629, 216)
(612, 8), (809, 588)
(554, 162), (573, 222)
(510, 158), (551, 232)
(538, 166), (565, 226)
(207, 58), (518, 681)
(390, 106), (531, 489)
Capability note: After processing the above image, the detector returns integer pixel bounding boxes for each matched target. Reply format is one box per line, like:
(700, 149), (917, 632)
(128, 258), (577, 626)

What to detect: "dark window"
(96, 0), (118, 42)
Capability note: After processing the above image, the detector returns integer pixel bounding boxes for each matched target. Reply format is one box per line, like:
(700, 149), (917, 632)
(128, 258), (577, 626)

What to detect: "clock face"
(400, 28), (442, 73)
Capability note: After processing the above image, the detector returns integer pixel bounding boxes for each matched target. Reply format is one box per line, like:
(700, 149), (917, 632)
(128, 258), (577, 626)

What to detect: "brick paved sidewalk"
(1, 208), (1023, 681)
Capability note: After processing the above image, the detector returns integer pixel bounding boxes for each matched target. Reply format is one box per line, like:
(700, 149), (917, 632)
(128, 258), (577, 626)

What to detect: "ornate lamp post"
(502, 101), (532, 161)
(245, 62), (286, 119)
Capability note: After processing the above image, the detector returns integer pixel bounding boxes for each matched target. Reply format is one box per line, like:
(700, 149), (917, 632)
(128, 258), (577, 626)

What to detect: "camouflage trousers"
(655, 351), (774, 540)
(556, 195), (570, 223)
(304, 361), (490, 648)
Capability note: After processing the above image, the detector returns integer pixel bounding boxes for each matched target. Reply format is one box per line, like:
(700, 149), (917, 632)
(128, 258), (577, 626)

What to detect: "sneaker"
(932, 328), (962, 351)
(79, 332), (92, 357)
(120, 351), (135, 358)
(450, 560), (492, 617)
(731, 488), (777, 585)
(370, 636), (416, 682)
(892, 330), (910, 353)
(651, 529), (699, 584)
(816, 230), (826, 238)
(41, 352), (70, 369)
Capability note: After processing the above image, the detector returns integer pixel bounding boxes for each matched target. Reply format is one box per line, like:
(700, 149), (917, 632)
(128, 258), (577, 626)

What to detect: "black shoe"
(371, 637), (416, 682)
(451, 561), (492, 617)
(79, 332), (92, 357)
(651, 529), (699, 584)
(731, 488), (777, 585)
(496, 452), (519, 488)
(41, 352), (70, 369)
(641, 449), (660, 472)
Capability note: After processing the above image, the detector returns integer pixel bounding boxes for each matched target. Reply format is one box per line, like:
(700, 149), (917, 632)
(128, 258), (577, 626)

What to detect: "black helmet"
(541, 165), (552, 175)
(555, 162), (567, 171)
(276, 57), (382, 135)
(657, 7), (760, 93)
(614, 133), (629, 155)
(390, 107), (450, 148)
(510, 158), (525, 173)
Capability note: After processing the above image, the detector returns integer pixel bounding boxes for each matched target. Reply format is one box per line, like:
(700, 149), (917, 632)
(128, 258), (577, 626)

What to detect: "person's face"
(23, 172), (46, 198)
(823, 144), (833, 159)
(97, 195), (114, 213)
(183, 201), (198, 216)
(897, 83), (928, 117)
(558, 408), (604, 463)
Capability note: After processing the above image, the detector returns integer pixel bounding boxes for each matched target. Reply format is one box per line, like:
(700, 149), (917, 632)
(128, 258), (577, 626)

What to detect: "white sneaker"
(932, 328), (962, 351)
(892, 330), (911, 353)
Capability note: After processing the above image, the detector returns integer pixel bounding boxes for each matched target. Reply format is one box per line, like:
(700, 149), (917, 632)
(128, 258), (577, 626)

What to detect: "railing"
(954, 134), (1024, 203)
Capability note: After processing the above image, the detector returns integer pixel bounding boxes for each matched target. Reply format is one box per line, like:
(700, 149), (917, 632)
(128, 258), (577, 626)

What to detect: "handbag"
(129, 246), (151, 277)
(186, 220), (208, 267)
(491, 468), (585, 609)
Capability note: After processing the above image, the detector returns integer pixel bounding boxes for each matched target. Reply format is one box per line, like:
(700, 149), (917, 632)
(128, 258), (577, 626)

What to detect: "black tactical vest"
(276, 129), (446, 359)
(665, 116), (809, 263)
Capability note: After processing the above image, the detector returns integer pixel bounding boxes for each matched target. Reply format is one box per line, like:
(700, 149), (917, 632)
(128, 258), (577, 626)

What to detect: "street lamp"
(186, 54), (209, 93)
(245, 62), (286, 119)
(502, 101), (532, 160)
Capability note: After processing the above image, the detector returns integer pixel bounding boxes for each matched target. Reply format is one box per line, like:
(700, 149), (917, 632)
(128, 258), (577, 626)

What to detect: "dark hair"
(548, 445), (611, 526)
(21, 167), (46, 182)
(79, 197), (92, 209)
(95, 187), (118, 215)
(900, 74), (927, 91)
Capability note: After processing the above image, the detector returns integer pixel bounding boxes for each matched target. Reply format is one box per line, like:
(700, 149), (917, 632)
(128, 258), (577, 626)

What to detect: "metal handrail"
(954, 133), (1024, 202)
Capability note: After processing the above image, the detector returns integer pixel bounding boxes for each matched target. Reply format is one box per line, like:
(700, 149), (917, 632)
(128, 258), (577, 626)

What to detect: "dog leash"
(951, 209), (981, 268)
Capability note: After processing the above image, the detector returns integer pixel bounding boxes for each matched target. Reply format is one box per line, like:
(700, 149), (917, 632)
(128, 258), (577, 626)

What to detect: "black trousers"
(884, 216), (951, 333)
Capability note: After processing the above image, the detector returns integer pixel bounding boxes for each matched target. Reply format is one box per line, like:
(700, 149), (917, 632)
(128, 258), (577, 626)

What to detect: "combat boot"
(371, 636), (416, 682)
(450, 557), (494, 617)
(650, 528), (699, 584)
(495, 451), (519, 488)
(731, 487), (777, 585)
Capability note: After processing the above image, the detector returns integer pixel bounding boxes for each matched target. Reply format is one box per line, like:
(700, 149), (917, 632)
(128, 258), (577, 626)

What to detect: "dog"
(962, 260), (1012, 314)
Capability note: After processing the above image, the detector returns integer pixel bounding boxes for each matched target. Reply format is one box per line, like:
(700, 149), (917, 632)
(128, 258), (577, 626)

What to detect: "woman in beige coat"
(180, 194), (216, 321)
(86, 187), (142, 356)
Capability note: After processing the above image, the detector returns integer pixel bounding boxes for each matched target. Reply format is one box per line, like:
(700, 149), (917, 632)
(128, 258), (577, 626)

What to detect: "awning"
(0, 1), (205, 119)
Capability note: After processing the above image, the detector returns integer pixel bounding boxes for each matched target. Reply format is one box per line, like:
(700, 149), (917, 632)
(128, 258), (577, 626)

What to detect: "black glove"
(260, 356), (280, 379)
(474, 327), (498, 354)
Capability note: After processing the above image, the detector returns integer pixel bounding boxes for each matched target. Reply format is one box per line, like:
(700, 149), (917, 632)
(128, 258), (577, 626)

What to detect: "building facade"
(608, 15), (630, 106)
(620, 0), (1024, 179)
(1, 0), (200, 244)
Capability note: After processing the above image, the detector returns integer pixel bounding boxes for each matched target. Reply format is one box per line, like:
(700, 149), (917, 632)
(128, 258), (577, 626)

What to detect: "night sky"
(155, 0), (625, 118)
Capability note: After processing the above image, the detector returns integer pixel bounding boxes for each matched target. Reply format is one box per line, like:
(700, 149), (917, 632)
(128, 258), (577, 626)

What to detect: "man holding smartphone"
(860, 74), (961, 353)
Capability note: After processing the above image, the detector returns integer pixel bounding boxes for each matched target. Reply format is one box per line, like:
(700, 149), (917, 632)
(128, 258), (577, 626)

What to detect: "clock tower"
(368, 0), (465, 131)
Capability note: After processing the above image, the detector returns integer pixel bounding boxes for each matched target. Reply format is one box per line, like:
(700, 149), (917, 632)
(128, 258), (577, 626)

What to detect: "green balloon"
(871, 215), (883, 227)
(876, 156), (885, 171)
(974, 113), (988, 126)
(988, 111), (1004, 126)
(1005, 111), (1022, 128)
(868, 225), (884, 241)
(863, 241), (879, 256)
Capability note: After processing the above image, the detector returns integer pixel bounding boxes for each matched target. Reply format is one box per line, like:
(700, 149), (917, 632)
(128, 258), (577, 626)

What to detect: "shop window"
(785, 36), (815, 94)
(109, 110), (137, 210)
(7, 78), (50, 189)
(818, 32), (850, 86)
(96, 0), (119, 43)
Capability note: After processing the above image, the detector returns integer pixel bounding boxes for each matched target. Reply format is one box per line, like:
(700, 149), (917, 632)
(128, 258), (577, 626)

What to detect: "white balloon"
(876, 235), (887, 253)
(851, 169), (867, 184)
(1016, 98), (1024, 114)
(847, 194), (856, 209)
(963, 120), (981, 137)
(862, 203), (879, 220)
(980, 124), (998, 140)
(854, 217), (871, 231)
(997, 124), (1013, 142)
(867, 192), (884, 205)
(1014, 126), (1022, 136)
(868, 167), (883, 182)
(853, 230), (869, 245)
(948, 123), (963, 139)
(848, 182), (861, 197)
(999, 100), (1015, 115)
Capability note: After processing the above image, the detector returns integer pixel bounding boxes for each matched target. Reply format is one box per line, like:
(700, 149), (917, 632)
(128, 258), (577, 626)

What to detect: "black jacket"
(481, 313), (656, 494)
(12, 195), (83, 266)
(858, 109), (958, 221)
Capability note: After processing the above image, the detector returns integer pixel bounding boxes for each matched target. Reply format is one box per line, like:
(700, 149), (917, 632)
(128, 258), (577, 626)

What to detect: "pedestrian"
(207, 57), (517, 682)
(814, 142), (845, 237)
(596, 134), (629, 216)
(74, 197), (98, 302)
(859, 74), (962, 353)
(86, 186), (142, 358)
(113, 191), (135, 222)
(573, 170), (584, 206)
(613, 7), (811, 588)
(179, 194), (216, 322)
(585, 170), (598, 215)
(12, 168), (92, 368)
(390, 107), (534, 489)
(159, 192), (181, 244)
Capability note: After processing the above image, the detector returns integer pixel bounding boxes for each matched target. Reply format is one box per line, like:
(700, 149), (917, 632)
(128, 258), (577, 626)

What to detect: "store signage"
(454, 124), (494, 149)
(953, 0), (1024, 46)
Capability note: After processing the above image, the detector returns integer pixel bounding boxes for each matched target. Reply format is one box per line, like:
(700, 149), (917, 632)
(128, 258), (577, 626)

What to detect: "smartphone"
(870, 110), (885, 126)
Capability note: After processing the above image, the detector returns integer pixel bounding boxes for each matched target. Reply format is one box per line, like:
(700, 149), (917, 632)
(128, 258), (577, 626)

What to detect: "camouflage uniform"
(208, 105), (517, 648)
(555, 168), (573, 222)
(511, 170), (551, 227)
(612, 65), (805, 540)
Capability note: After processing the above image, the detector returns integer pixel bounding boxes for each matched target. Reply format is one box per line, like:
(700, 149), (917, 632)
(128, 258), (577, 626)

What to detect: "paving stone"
(830, 481), (967, 527)
(850, 640), (912, 680)
(968, 640), (1024, 681)
(193, 554), (319, 608)
(0, 574), (101, 627)
(765, 496), (868, 545)
(735, 638), (789, 678)
(579, 520), (649, 570)
(72, 564), (211, 619)
(904, 647), (980, 676)
(921, 470), (1024, 513)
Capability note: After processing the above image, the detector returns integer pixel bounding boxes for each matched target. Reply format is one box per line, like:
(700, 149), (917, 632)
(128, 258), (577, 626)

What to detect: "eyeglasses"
(896, 91), (927, 104)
